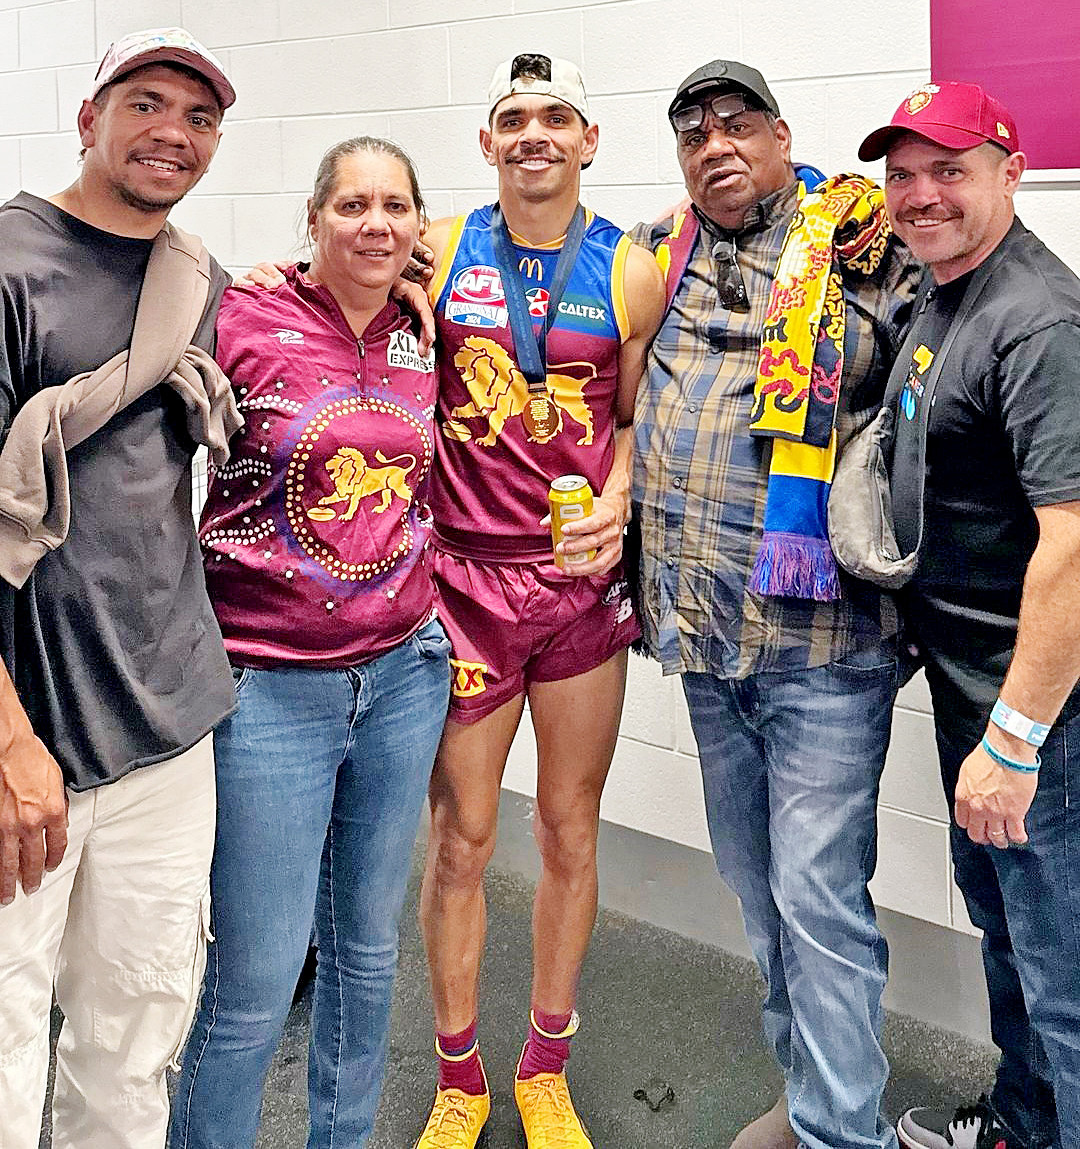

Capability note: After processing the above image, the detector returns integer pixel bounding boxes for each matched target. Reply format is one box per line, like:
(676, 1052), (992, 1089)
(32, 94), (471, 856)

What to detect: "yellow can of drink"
(549, 475), (596, 568)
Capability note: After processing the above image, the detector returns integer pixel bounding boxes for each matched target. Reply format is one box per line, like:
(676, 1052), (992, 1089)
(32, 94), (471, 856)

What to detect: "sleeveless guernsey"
(430, 204), (631, 561)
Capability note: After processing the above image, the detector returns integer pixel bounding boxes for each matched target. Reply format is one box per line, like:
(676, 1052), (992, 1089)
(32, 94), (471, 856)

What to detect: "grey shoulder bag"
(827, 245), (1008, 589)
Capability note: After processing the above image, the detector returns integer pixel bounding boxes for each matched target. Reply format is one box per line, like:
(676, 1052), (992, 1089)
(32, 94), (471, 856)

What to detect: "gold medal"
(522, 391), (560, 442)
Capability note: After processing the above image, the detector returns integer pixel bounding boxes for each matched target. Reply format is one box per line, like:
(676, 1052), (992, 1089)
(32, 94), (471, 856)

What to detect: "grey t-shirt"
(0, 191), (234, 791)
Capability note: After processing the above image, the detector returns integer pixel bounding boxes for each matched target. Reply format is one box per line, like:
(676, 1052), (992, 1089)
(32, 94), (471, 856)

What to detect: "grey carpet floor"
(254, 866), (995, 1148)
(40, 860), (997, 1148)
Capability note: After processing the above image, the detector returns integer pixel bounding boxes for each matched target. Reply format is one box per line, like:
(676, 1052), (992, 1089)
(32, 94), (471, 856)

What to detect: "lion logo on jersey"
(308, 448), (417, 522)
(442, 336), (597, 446)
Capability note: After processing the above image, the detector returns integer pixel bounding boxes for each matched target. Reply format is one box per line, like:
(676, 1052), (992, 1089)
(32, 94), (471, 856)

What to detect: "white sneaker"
(898, 1096), (1015, 1149)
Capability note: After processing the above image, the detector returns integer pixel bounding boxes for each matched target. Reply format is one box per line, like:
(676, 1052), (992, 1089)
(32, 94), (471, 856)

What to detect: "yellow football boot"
(413, 1084), (490, 1149)
(414, 1040), (490, 1149)
(514, 1046), (594, 1148)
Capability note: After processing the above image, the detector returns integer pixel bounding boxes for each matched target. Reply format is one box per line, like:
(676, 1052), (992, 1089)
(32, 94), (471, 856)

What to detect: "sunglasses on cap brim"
(671, 93), (756, 133)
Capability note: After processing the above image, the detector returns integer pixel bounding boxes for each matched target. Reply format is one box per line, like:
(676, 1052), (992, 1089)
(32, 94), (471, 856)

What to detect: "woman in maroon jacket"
(170, 137), (449, 1149)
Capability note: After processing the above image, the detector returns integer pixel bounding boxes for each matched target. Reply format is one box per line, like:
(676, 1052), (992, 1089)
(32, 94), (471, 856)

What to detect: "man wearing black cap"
(859, 82), (1080, 1149)
(0, 27), (237, 1147)
(631, 60), (918, 1149)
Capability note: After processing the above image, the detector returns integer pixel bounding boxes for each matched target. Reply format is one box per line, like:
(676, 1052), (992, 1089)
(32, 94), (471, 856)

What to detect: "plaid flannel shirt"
(631, 180), (920, 678)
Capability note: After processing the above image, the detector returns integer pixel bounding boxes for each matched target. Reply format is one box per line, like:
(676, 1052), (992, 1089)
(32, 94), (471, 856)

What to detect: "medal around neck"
(522, 390), (560, 441)
(490, 204), (586, 447)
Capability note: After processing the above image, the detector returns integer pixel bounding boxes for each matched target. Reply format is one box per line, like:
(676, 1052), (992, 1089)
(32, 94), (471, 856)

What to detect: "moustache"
(508, 150), (564, 164)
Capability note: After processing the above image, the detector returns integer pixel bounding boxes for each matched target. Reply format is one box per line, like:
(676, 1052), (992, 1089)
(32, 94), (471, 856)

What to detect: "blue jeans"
(683, 649), (897, 1149)
(926, 662), (1080, 1149)
(170, 619), (451, 1149)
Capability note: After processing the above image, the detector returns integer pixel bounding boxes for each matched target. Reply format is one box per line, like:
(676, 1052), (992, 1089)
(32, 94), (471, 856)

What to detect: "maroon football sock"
(516, 1007), (577, 1079)
(436, 1021), (487, 1096)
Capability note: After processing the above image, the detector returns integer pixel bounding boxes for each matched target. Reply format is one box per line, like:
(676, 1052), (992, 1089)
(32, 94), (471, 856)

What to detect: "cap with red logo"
(91, 27), (235, 111)
(858, 81), (1018, 161)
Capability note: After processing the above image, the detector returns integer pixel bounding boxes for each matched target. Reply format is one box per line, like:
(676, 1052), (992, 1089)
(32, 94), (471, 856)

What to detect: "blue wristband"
(981, 734), (1040, 774)
(990, 699), (1050, 747)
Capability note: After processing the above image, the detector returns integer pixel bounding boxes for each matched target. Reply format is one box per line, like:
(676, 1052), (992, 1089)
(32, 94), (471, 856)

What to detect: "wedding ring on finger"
(989, 830), (1010, 848)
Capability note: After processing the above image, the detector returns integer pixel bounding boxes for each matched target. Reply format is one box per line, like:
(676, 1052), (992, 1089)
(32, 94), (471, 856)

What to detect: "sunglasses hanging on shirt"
(712, 239), (750, 312)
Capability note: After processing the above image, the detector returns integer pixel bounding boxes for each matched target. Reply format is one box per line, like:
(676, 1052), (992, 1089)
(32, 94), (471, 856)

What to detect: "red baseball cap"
(858, 81), (1019, 161)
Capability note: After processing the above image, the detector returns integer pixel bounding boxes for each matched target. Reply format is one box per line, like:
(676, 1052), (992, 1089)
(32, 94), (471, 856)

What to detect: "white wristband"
(990, 699), (1050, 748)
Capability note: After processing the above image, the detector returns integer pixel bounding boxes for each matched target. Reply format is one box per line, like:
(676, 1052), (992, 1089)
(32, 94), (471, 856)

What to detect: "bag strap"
(889, 240), (1013, 555)
(653, 200), (696, 312)
(126, 221), (212, 401)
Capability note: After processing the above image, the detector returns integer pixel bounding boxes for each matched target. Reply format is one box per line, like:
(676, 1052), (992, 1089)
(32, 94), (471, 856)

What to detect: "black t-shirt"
(889, 270), (968, 558)
(0, 192), (234, 790)
(890, 219), (1080, 713)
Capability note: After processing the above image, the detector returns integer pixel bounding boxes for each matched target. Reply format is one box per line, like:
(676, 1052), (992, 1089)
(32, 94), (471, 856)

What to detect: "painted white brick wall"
(3, 0), (1077, 935)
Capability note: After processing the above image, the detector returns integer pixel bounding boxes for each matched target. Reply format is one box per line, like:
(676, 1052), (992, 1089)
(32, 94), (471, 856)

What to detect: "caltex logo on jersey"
(446, 265), (507, 328)
(526, 287), (550, 317)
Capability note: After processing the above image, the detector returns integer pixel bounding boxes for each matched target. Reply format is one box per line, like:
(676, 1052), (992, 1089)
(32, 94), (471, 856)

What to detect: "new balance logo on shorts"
(602, 580), (627, 606)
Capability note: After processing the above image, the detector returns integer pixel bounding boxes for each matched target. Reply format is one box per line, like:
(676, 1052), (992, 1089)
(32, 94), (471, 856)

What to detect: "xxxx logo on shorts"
(450, 658), (488, 697)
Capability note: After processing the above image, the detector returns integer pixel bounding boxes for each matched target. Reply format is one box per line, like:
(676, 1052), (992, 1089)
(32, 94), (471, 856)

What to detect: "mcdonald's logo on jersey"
(450, 658), (488, 697)
(517, 255), (543, 280)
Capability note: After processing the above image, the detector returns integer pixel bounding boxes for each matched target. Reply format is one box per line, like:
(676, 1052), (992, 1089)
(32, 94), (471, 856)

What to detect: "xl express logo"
(446, 265), (508, 329)
(387, 329), (435, 374)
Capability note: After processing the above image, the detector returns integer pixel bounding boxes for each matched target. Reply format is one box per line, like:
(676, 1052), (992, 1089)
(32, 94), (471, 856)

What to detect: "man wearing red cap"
(859, 81), (1080, 1149)
(0, 27), (237, 1148)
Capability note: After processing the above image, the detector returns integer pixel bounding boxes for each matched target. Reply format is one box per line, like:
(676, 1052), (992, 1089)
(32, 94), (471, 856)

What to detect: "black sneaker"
(898, 1096), (1023, 1149)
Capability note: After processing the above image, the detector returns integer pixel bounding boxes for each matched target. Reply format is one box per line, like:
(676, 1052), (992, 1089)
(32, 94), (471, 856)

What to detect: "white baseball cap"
(91, 27), (235, 111)
(487, 53), (590, 123)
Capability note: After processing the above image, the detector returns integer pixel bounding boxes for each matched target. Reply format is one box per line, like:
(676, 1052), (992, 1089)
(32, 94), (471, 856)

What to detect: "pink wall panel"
(931, 0), (1080, 169)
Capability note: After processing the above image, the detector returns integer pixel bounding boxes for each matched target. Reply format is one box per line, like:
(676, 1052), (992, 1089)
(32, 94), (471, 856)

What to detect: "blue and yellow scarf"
(747, 174), (891, 601)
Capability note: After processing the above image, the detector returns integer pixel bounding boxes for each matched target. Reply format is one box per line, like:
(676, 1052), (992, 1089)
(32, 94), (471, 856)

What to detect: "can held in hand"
(549, 475), (596, 569)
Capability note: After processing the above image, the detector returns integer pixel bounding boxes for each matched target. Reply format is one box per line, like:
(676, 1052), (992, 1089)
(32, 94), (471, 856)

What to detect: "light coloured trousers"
(0, 737), (215, 1149)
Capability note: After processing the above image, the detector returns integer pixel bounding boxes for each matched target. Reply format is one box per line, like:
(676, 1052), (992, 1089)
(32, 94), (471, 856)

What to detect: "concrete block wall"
(4, 0), (1077, 947)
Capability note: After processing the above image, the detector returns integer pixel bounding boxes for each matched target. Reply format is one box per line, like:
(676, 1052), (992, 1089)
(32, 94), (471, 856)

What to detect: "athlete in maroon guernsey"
(414, 54), (664, 1149)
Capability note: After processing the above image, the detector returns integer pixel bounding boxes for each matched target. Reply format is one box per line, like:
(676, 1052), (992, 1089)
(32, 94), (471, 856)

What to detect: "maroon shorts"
(432, 549), (640, 724)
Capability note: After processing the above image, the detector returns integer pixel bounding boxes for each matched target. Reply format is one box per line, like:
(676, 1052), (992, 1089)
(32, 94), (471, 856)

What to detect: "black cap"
(668, 60), (779, 126)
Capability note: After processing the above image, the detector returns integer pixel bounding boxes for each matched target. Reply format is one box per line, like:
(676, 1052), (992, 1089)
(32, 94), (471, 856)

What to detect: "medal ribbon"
(490, 204), (586, 395)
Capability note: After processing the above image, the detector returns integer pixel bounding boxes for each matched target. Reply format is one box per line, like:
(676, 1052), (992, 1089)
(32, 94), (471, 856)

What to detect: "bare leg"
(420, 693), (525, 1032)
(526, 650), (627, 1013)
